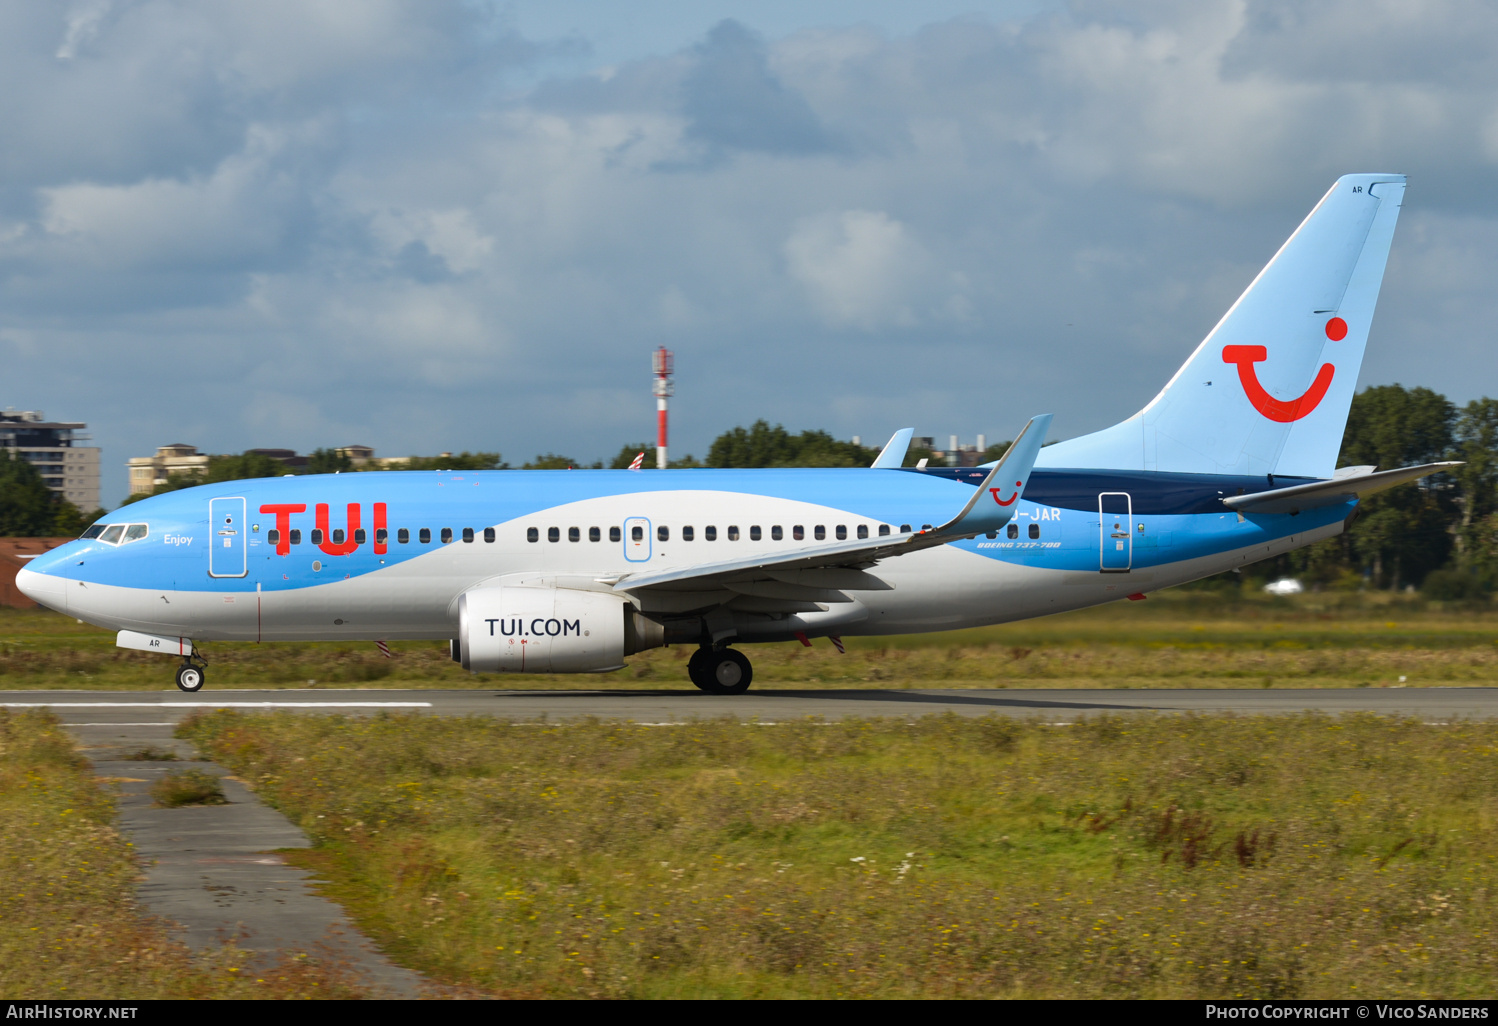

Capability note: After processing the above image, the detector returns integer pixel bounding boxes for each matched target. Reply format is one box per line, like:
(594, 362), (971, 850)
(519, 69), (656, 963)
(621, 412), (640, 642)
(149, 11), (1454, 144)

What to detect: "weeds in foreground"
(184, 710), (1498, 999)
(120, 746), (179, 761)
(0, 709), (371, 998)
(149, 769), (228, 807)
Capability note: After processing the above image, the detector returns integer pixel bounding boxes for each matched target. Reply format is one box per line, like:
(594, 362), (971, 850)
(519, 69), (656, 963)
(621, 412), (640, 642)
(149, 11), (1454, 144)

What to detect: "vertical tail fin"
(1037, 174), (1406, 478)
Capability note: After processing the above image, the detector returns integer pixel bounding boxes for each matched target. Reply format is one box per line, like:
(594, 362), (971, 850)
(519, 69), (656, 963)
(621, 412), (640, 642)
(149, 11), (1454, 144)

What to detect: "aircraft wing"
(1223, 461), (1462, 515)
(613, 415), (1051, 599)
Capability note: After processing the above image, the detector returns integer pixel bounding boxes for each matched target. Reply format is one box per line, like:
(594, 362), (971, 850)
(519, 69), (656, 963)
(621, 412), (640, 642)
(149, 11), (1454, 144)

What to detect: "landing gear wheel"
(175, 664), (205, 693)
(689, 647), (752, 695)
(687, 647), (714, 691)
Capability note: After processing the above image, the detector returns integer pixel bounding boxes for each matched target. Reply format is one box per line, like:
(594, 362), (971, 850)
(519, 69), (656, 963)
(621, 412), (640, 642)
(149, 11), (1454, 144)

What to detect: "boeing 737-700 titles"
(18, 174), (1455, 693)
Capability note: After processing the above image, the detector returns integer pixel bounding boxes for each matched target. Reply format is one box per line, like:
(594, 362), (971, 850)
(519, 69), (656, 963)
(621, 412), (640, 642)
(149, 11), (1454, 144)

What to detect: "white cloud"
(784, 210), (933, 330)
(7, 2), (1498, 502)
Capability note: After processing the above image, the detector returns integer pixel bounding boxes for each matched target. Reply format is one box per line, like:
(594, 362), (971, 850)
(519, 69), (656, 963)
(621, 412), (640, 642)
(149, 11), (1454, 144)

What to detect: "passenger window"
(569, 527), (580, 542)
(588, 527), (600, 542)
(771, 526), (782, 540)
(419, 528), (431, 544)
(857, 525), (868, 539)
(332, 529), (345, 545)
(836, 525), (847, 540)
(399, 528), (411, 544)
(1028, 523), (1040, 539)
(375, 529), (387, 544)
(632, 526), (643, 542)
(81, 525), (104, 539)
(526, 527), (538, 543)
(290, 529), (302, 545)
(793, 525), (804, 540)
(705, 526), (717, 541)
(900, 524), (911, 532)
(1007, 523), (1018, 539)
(484, 527), (495, 543)
(750, 526), (761, 541)
(814, 526), (826, 541)
(657, 526), (669, 542)
(878, 525), (890, 537)
(311, 529), (325, 545)
(100, 525), (124, 544)
(354, 528), (367, 544)
(268, 529), (280, 545)
(441, 528), (453, 544)
(548, 527), (560, 543)
(463, 528), (475, 543)
(124, 524), (148, 543)
(683, 526), (694, 541)
(727, 526), (740, 541)
(609, 526), (621, 542)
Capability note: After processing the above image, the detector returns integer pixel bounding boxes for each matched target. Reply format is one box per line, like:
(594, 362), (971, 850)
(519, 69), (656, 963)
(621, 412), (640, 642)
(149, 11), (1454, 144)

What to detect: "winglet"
(929, 414), (1052, 538)
(871, 428), (914, 469)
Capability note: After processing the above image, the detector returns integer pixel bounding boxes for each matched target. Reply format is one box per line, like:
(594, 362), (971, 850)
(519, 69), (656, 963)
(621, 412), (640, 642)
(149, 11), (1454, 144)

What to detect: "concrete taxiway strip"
(52, 716), (427, 997)
(12, 686), (1498, 724)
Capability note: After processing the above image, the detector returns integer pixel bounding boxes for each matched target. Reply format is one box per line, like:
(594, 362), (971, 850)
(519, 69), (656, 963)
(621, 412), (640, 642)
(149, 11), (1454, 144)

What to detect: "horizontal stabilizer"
(871, 428), (914, 469)
(1224, 461), (1461, 515)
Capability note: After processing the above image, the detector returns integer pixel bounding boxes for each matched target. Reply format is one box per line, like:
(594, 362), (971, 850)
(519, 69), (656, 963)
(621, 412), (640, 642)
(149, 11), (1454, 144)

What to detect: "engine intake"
(457, 586), (662, 673)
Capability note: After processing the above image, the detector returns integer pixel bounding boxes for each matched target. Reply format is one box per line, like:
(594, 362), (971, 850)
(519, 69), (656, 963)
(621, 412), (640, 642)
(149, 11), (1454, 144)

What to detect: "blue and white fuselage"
(17, 465), (1350, 643)
(16, 173), (1449, 692)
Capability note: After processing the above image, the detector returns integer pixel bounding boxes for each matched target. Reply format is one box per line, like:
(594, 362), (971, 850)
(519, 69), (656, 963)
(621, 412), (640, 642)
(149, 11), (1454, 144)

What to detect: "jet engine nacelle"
(457, 586), (662, 673)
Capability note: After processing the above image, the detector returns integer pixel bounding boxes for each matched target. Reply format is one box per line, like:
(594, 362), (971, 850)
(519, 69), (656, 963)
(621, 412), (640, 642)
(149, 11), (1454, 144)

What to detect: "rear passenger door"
(1098, 492), (1132, 572)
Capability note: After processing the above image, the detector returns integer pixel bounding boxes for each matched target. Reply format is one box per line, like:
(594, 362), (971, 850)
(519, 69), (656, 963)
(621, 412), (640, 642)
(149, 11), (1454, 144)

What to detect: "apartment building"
(0, 408), (101, 510)
(126, 443), (210, 495)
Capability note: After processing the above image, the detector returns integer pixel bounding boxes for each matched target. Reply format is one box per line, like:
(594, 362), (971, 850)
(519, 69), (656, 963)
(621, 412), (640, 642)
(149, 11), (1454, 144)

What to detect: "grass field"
(4, 589), (1498, 690)
(181, 708), (1498, 999)
(0, 708), (369, 999)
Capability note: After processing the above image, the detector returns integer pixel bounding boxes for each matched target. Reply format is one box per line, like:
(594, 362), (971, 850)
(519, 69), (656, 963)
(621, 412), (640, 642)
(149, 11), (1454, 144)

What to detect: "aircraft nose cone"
(15, 565), (66, 613)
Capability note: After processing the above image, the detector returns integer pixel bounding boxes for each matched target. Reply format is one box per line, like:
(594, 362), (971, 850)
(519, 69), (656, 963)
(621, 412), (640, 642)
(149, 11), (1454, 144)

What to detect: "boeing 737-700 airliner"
(18, 174), (1455, 693)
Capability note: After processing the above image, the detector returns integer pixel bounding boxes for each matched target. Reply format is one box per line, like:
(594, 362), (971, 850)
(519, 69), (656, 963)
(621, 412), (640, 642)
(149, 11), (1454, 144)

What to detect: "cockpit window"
(81, 525), (104, 539)
(123, 524), (148, 543)
(99, 525), (125, 544)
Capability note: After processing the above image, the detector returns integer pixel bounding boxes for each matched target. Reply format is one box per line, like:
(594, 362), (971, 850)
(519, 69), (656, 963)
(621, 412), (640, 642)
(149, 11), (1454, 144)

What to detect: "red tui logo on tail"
(1221, 348), (1334, 424)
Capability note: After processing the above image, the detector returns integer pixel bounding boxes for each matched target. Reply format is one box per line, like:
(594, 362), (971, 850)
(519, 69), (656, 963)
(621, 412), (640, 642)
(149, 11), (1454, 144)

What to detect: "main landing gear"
(175, 656), (207, 693)
(688, 646), (753, 695)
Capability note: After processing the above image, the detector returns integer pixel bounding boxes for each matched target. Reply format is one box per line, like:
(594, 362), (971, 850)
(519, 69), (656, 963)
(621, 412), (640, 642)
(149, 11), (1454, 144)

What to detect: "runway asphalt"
(11, 685), (1498, 726)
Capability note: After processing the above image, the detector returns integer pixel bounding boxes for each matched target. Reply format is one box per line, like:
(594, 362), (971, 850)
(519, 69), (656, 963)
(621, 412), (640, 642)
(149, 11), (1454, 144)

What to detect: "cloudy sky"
(4, 0), (1498, 504)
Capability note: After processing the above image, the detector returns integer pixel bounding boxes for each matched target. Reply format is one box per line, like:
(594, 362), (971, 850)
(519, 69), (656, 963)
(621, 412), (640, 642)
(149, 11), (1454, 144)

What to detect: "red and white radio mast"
(652, 347), (674, 469)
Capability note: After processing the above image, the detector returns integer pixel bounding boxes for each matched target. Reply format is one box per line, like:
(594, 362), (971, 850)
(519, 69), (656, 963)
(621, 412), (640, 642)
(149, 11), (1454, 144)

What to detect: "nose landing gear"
(687, 646), (753, 695)
(175, 656), (207, 693)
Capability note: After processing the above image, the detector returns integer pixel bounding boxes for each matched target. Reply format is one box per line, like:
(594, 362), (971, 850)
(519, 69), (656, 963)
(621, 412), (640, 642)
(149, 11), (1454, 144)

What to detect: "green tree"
(203, 452), (293, 484)
(523, 453), (578, 469)
(706, 421), (876, 468)
(305, 448), (353, 475)
(1452, 398), (1498, 572)
(398, 452), (507, 471)
(0, 450), (63, 535)
(53, 503), (106, 536)
(1270, 385), (1457, 589)
(606, 444), (701, 469)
